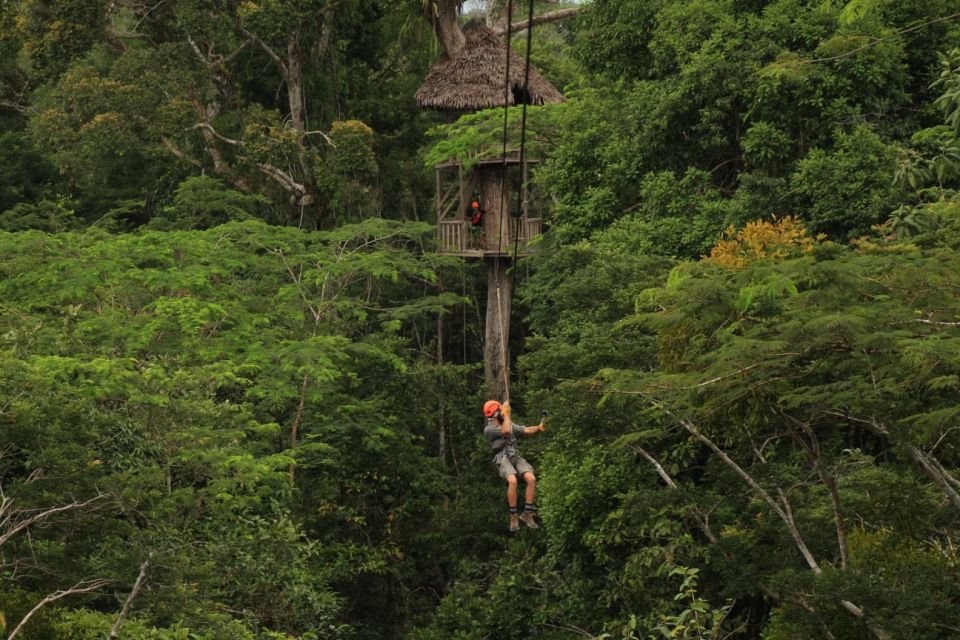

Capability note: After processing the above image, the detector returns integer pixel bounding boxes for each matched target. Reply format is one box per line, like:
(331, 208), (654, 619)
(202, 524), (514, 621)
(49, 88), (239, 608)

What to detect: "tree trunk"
(287, 35), (307, 135)
(485, 256), (512, 402)
(425, 0), (466, 58)
(479, 167), (510, 252)
(279, 33), (318, 224)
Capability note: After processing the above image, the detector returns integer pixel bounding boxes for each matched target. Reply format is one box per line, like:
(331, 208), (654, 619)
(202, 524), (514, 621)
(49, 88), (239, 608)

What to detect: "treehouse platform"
(435, 154), (543, 258)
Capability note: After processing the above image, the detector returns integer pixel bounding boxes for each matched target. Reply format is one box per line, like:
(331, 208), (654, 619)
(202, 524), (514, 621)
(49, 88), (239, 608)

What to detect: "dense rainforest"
(3, 0), (960, 638)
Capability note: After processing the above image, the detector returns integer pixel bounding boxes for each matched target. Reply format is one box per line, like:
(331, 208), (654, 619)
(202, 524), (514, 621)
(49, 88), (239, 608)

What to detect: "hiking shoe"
(509, 514), (520, 532)
(521, 511), (539, 529)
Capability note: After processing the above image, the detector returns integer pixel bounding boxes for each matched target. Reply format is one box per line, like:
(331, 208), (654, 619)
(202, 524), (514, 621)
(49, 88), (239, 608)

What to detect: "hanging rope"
(493, 0), (516, 402)
(489, 0), (539, 402)
(500, 0), (537, 400)
(512, 0), (536, 267)
(497, 0), (515, 258)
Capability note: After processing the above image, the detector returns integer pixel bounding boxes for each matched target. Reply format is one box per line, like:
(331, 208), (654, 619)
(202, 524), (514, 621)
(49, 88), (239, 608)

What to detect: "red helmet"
(483, 400), (502, 417)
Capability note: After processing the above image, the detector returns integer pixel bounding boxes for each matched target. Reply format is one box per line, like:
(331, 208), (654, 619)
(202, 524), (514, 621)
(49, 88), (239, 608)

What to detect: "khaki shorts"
(496, 453), (534, 479)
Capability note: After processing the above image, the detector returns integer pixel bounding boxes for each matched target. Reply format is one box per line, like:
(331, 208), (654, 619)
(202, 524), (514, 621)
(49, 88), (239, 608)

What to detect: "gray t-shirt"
(484, 418), (525, 460)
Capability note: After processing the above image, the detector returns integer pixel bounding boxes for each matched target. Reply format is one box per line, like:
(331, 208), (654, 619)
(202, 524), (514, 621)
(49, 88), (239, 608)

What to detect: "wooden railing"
(438, 219), (465, 252)
(437, 218), (542, 255)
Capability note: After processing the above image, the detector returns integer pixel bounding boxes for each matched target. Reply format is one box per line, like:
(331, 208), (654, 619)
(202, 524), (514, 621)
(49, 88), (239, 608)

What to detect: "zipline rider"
(483, 400), (545, 532)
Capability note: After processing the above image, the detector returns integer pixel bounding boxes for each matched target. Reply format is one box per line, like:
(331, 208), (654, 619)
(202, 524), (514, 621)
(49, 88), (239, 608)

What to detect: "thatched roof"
(416, 21), (564, 111)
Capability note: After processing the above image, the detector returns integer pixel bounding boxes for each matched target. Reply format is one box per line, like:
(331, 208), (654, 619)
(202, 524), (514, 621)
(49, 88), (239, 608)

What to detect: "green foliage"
(933, 48), (960, 136)
(316, 120), (380, 222)
(423, 105), (562, 169)
(790, 126), (906, 240)
(0, 219), (459, 638)
(539, 0), (945, 254)
(14, 0), (109, 77)
(0, 195), (77, 232)
(0, 0), (438, 227)
(151, 176), (269, 230)
(741, 121), (791, 171)
(594, 234), (960, 637)
(0, 130), (55, 215)
(7, 2), (960, 639)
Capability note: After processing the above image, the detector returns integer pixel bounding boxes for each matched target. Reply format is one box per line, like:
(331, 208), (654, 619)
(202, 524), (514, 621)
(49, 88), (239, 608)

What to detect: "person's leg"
(499, 454), (521, 531)
(520, 467), (539, 528)
(506, 473), (518, 509)
(505, 474), (520, 531)
(522, 471), (536, 506)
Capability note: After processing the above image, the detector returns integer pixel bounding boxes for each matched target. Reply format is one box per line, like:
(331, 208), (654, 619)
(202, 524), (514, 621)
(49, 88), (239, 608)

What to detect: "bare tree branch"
(0, 494), (105, 548)
(0, 99), (29, 114)
(931, 455), (960, 490)
(634, 444), (719, 545)
(672, 414), (890, 639)
(160, 136), (205, 169)
(634, 445), (678, 489)
(909, 446), (960, 513)
(190, 122), (242, 146)
(108, 554), (153, 640)
(890, 317), (960, 327)
(6, 579), (110, 640)
(822, 409), (960, 513)
(493, 7), (585, 36)
(236, 25), (289, 80)
(782, 413), (850, 569)
(303, 130), (336, 147)
(257, 162), (307, 196)
(133, 0), (174, 33)
(678, 417), (823, 574)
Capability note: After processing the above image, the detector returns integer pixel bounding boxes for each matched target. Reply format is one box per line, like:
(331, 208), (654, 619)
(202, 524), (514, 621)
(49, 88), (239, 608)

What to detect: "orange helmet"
(483, 400), (502, 417)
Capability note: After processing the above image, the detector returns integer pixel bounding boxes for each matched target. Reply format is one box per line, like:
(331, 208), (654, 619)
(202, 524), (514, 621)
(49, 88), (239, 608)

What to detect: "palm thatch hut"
(415, 21), (564, 111)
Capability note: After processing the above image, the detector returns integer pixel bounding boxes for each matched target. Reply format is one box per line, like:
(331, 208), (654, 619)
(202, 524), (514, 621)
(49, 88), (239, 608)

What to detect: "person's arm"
(508, 406), (544, 436)
(521, 422), (545, 435)
(500, 403), (513, 436)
